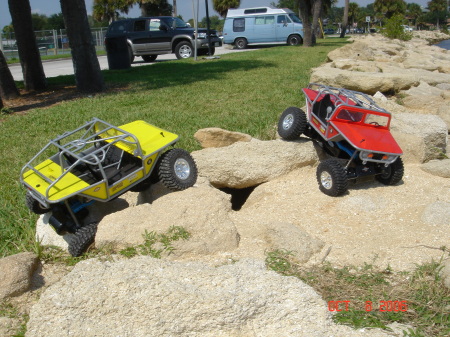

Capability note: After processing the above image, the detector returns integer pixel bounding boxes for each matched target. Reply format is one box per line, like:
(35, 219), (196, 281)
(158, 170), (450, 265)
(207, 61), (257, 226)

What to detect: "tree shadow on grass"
(102, 58), (276, 91)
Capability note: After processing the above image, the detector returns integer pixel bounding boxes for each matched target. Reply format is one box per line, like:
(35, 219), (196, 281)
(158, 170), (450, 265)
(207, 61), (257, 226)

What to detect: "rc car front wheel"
(158, 149), (198, 191)
(316, 159), (348, 197)
(68, 222), (98, 257)
(376, 158), (404, 185)
(26, 194), (50, 214)
(278, 107), (308, 140)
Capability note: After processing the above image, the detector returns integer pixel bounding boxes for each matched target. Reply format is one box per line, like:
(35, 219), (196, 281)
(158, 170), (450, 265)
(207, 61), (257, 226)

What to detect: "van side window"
(233, 18), (245, 32)
(244, 8), (267, 14)
(134, 20), (146, 32)
(255, 16), (275, 25)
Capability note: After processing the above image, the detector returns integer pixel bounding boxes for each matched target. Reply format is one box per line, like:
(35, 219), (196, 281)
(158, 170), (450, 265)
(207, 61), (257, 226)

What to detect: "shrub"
(382, 14), (412, 41)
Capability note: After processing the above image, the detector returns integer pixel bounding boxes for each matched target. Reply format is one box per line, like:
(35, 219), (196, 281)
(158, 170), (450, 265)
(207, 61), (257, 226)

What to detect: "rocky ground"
(1, 31), (449, 337)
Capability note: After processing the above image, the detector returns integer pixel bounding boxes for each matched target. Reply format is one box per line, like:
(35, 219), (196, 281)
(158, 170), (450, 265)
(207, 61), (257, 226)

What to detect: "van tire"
(287, 35), (302, 46)
(235, 38), (248, 49)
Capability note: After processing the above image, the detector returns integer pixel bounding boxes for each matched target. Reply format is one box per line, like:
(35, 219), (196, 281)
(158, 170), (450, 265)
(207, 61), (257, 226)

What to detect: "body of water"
(436, 39), (450, 50)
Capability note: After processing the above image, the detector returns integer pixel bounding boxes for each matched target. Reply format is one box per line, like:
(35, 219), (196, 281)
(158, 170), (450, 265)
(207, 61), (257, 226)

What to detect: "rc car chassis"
(21, 118), (197, 256)
(278, 83), (404, 196)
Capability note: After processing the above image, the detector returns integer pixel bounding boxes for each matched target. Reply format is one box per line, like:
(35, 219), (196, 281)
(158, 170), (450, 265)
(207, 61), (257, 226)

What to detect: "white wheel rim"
(174, 158), (190, 180)
(320, 171), (333, 189)
(179, 46), (192, 58)
(283, 114), (294, 130)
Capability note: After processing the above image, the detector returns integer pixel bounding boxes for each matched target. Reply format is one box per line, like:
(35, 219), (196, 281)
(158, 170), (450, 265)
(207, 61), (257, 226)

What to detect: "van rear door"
(276, 14), (294, 42)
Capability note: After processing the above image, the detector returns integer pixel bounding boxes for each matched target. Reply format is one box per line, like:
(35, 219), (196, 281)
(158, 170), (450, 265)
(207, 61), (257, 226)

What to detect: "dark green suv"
(105, 16), (222, 62)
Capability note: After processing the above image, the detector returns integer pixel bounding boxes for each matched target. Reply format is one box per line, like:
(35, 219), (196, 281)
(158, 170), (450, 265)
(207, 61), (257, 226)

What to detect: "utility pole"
(173, 0), (177, 17)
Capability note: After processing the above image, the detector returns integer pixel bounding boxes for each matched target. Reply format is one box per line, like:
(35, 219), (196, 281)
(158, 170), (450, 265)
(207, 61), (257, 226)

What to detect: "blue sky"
(1, 0), (430, 30)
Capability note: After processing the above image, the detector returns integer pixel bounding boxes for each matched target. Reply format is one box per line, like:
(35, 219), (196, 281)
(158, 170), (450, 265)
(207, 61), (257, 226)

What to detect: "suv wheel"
(316, 159), (348, 196)
(376, 158), (404, 185)
(128, 45), (135, 64)
(278, 107), (308, 140)
(175, 41), (193, 59)
(158, 149), (198, 190)
(142, 55), (157, 62)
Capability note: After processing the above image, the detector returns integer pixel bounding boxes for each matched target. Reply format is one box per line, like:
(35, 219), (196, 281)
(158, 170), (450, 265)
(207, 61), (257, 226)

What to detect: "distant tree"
(298, 0), (313, 46)
(348, 2), (360, 25)
(271, 0), (299, 12)
(47, 13), (66, 30)
(140, 0), (172, 16)
(60, 0), (104, 93)
(213, 0), (240, 18)
(427, 0), (446, 29)
(31, 13), (48, 31)
(93, 0), (134, 23)
(8, 0), (47, 91)
(406, 3), (423, 28)
(374, 0), (406, 19)
(340, 0), (349, 37)
(199, 15), (224, 31)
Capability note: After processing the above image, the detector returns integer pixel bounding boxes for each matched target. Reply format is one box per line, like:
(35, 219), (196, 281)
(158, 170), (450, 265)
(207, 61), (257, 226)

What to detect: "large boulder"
(194, 127), (252, 148)
(26, 257), (393, 337)
(192, 138), (318, 188)
(390, 113), (448, 163)
(421, 159), (450, 178)
(95, 179), (240, 258)
(0, 252), (39, 300)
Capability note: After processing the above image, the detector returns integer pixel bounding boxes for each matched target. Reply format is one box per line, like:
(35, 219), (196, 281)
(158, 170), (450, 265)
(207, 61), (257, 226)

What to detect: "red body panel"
(331, 121), (402, 154)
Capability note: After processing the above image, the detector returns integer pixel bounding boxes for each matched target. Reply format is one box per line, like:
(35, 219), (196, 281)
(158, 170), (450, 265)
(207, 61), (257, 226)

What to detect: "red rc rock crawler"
(278, 83), (404, 196)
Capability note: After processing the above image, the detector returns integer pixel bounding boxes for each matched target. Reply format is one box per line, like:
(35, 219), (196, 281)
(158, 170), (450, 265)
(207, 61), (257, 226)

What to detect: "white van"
(222, 6), (304, 49)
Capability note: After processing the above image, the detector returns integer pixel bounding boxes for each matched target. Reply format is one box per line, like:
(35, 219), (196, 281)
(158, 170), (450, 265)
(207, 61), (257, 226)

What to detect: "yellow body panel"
(81, 182), (108, 199)
(97, 120), (178, 157)
(108, 169), (144, 196)
(22, 160), (89, 201)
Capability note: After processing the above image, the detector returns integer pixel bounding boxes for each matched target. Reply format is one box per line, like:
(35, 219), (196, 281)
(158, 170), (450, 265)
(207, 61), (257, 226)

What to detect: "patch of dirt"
(2, 85), (84, 114)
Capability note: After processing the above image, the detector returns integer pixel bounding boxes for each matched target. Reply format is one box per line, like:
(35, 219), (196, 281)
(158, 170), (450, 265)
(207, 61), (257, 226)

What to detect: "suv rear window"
(108, 21), (127, 33)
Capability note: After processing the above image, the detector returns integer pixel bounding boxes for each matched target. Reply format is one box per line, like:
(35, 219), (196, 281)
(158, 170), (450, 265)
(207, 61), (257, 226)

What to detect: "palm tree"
(374, 0), (406, 19)
(0, 50), (20, 100)
(427, 0), (446, 29)
(213, 0), (241, 18)
(406, 3), (423, 28)
(60, 0), (105, 93)
(340, 0), (349, 37)
(348, 2), (360, 26)
(7, 0), (47, 91)
(93, 0), (134, 23)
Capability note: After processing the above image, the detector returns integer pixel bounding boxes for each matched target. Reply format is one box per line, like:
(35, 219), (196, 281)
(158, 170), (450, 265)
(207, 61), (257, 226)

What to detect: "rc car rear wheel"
(278, 107), (308, 140)
(26, 194), (50, 214)
(158, 149), (198, 191)
(68, 222), (98, 257)
(376, 158), (404, 185)
(316, 159), (348, 196)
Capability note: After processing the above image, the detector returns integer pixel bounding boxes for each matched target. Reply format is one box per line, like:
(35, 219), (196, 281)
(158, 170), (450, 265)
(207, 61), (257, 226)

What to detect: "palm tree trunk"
(298, 0), (313, 47)
(8, 0), (47, 91)
(60, 0), (105, 93)
(340, 0), (349, 38)
(0, 50), (20, 99)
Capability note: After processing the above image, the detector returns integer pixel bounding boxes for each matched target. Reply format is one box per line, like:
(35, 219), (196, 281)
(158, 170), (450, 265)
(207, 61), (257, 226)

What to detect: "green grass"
(265, 249), (450, 337)
(0, 39), (348, 258)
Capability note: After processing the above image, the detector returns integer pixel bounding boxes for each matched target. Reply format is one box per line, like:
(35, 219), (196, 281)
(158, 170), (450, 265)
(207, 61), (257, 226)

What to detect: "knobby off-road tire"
(316, 159), (348, 197)
(68, 222), (98, 257)
(158, 149), (197, 191)
(376, 158), (404, 185)
(278, 107), (308, 140)
(26, 194), (50, 214)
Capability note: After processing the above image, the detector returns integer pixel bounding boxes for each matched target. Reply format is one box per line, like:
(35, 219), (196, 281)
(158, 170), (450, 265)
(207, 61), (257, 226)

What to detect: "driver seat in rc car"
(313, 94), (335, 124)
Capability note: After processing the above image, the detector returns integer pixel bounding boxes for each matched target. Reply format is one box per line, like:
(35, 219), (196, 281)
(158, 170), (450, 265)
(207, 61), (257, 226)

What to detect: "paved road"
(8, 46), (249, 82)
